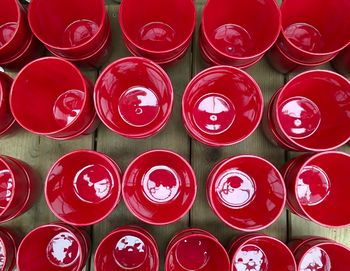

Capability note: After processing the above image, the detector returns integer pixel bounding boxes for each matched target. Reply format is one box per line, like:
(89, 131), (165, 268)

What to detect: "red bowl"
(17, 222), (90, 271)
(165, 228), (230, 271)
(228, 234), (297, 271)
(122, 149), (197, 225)
(94, 57), (173, 139)
(182, 66), (263, 146)
(271, 70), (350, 151)
(0, 227), (18, 271)
(119, 0), (196, 64)
(283, 151), (350, 228)
(200, 0), (280, 68)
(28, 0), (109, 59)
(278, 0), (350, 64)
(0, 72), (15, 137)
(94, 225), (159, 271)
(291, 237), (350, 270)
(207, 155), (286, 232)
(10, 57), (95, 138)
(45, 150), (122, 226)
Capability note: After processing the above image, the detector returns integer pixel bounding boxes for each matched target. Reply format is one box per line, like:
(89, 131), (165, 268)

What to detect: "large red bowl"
(45, 150), (121, 226)
(182, 66), (263, 146)
(94, 225), (159, 271)
(207, 155), (286, 232)
(94, 57), (173, 139)
(122, 149), (197, 225)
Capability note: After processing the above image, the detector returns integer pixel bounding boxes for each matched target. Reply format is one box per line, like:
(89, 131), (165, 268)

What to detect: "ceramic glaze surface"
(62, 20), (99, 48)
(0, 167), (12, 212)
(0, 22), (17, 48)
(233, 244), (268, 271)
(300, 247), (331, 271)
(138, 22), (176, 51)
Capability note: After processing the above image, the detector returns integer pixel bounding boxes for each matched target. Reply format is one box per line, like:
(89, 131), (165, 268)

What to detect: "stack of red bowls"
(268, 0), (350, 73)
(28, 0), (111, 67)
(0, 72), (16, 137)
(200, 0), (280, 68)
(119, 0), (196, 66)
(0, 0), (42, 70)
(264, 70), (350, 151)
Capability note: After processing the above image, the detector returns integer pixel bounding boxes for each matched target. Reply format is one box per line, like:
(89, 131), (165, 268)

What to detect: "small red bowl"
(165, 228), (230, 271)
(228, 234), (296, 271)
(207, 155), (286, 232)
(122, 149), (197, 225)
(17, 222), (90, 271)
(94, 225), (159, 271)
(0, 227), (18, 271)
(0, 72), (15, 137)
(94, 57), (173, 139)
(45, 150), (122, 226)
(182, 66), (263, 146)
(283, 151), (350, 228)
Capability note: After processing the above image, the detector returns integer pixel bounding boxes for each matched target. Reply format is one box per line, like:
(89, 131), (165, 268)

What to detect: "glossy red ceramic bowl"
(28, 0), (110, 59)
(119, 0), (196, 65)
(207, 155), (286, 232)
(0, 72), (15, 137)
(271, 70), (350, 151)
(94, 225), (159, 271)
(165, 228), (230, 271)
(94, 57), (173, 139)
(200, 0), (280, 68)
(290, 237), (350, 270)
(278, 0), (350, 64)
(0, 227), (18, 271)
(10, 57), (95, 139)
(228, 234), (296, 271)
(122, 149), (196, 225)
(182, 66), (263, 146)
(282, 151), (350, 228)
(45, 150), (122, 226)
(17, 222), (90, 271)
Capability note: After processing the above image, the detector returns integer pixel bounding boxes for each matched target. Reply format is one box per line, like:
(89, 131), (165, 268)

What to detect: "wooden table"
(1, 1), (349, 270)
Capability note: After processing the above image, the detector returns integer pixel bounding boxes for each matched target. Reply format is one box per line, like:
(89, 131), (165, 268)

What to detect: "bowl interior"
(209, 156), (285, 230)
(183, 67), (263, 145)
(0, 159), (14, 216)
(29, 0), (104, 48)
(202, 0), (280, 57)
(0, 0), (19, 49)
(94, 58), (173, 137)
(120, 0), (195, 52)
(46, 151), (121, 225)
(276, 71), (350, 150)
(123, 150), (196, 224)
(11, 58), (87, 134)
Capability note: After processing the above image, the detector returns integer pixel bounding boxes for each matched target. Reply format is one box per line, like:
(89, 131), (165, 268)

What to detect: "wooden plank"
(189, 4), (287, 248)
(91, 5), (192, 271)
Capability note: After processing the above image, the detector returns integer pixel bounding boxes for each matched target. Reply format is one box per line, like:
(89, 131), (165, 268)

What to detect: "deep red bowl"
(0, 227), (18, 271)
(278, 0), (350, 64)
(94, 57), (173, 139)
(17, 222), (90, 271)
(200, 0), (281, 68)
(165, 228), (230, 271)
(291, 237), (350, 270)
(122, 149), (197, 225)
(0, 72), (15, 137)
(207, 155), (286, 232)
(10, 57), (95, 139)
(228, 234), (296, 271)
(94, 225), (159, 271)
(45, 150), (121, 226)
(182, 66), (263, 146)
(271, 70), (350, 151)
(283, 151), (350, 228)
(119, 0), (196, 65)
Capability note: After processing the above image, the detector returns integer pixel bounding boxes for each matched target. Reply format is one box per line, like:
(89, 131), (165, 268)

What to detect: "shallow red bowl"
(207, 155), (286, 232)
(122, 149), (197, 225)
(10, 57), (95, 138)
(94, 57), (173, 139)
(283, 151), (350, 228)
(45, 150), (122, 226)
(17, 222), (90, 271)
(0, 72), (15, 137)
(119, 0), (196, 64)
(94, 225), (159, 271)
(228, 234), (296, 271)
(0, 227), (18, 271)
(201, 0), (280, 67)
(272, 70), (350, 151)
(165, 228), (230, 271)
(182, 66), (263, 146)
